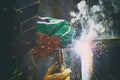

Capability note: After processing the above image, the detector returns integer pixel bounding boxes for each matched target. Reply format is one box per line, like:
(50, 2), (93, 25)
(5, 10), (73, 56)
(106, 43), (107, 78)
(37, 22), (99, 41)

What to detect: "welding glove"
(43, 63), (71, 80)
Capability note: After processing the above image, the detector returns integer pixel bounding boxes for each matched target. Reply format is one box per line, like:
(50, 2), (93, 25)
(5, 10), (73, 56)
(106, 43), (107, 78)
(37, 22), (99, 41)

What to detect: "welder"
(17, 17), (75, 80)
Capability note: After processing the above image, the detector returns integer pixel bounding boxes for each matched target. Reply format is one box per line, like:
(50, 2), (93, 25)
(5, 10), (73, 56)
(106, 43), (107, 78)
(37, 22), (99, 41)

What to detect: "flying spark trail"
(73, 40), (93, 80)
(70, 0), (114, 80)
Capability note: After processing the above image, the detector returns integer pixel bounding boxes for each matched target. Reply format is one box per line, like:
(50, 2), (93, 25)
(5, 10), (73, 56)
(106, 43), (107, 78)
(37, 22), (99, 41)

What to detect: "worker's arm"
(43, 63), (71, 80)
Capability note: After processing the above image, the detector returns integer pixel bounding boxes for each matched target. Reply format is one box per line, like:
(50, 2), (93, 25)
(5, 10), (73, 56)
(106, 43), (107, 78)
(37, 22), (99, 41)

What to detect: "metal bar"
(16, 0), (40, 12)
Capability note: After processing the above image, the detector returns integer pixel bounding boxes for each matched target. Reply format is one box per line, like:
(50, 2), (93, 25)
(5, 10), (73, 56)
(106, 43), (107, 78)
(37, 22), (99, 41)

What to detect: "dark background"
(0, 1), (15, 79)
(0, 0), (38, 79)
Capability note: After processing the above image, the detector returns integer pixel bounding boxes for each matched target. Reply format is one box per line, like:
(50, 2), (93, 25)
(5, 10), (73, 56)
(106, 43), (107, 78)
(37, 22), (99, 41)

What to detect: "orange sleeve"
(32, 33), (61, 59)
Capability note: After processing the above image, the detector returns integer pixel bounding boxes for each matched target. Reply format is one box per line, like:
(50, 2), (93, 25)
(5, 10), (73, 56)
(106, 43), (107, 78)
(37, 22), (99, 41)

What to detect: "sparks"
(73, 40), (93, 80)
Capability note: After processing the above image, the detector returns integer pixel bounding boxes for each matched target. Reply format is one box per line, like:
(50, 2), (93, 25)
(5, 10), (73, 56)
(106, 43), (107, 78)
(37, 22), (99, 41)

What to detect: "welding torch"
(55, 47), (65, 72)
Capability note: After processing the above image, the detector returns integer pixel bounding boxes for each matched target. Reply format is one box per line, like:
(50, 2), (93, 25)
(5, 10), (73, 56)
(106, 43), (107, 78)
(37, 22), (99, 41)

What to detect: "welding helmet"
(36, 16), (75, 48)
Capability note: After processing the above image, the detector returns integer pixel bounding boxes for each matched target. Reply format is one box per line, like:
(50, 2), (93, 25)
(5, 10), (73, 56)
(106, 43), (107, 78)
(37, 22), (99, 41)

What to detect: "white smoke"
(70, 0), (115, 40)
(70, 0), (115, 80)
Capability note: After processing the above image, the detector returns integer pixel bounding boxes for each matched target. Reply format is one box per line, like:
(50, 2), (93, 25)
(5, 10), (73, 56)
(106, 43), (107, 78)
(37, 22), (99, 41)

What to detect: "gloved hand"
(43, 63), (71, 80)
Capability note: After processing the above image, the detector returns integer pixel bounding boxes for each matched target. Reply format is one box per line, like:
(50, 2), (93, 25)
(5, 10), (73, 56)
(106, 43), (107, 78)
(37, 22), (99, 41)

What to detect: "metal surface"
(15, 0), (39, 9)
(91, 38), (120, 80)
(15, 3), (39, 23)
(12, 1), (39, 57)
